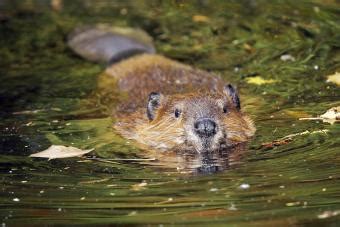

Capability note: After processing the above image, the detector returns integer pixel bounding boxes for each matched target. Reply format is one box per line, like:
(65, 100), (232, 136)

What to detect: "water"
(0, 0), (339, 226)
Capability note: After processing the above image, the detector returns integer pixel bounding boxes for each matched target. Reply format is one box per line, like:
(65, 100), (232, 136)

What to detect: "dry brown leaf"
(299, 106), (340, 124)
(29, 145), (94, 160)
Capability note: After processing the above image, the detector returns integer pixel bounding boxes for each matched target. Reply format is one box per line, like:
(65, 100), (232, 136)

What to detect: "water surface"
(0, 0), (339, 226)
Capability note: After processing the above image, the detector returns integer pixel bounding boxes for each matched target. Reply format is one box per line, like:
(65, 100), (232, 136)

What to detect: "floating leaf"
(29, 145), (94, 160)
(299, 106), (340, 124)
(326, 71), (340, 86)
(245, 76), (278, 85)
(192, 15), (210, 23)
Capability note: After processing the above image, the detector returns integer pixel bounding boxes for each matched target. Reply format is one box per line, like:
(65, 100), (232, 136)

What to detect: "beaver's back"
(97, 54), (225, 114)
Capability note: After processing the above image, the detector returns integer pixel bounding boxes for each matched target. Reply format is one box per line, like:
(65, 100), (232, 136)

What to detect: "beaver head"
(115, 84), (255, 153)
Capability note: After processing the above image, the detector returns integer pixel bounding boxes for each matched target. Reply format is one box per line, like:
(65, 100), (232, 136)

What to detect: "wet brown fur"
(97, 54), (255, 152)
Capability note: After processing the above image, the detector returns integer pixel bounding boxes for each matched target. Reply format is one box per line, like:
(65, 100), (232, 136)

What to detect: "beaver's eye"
(174, 109), (181, 118)
(223, 105), (228, 113)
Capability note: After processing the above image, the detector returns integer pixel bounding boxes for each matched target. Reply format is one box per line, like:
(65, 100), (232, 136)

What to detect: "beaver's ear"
(147, 92), (162, 120)
(223, 84), (241, 110)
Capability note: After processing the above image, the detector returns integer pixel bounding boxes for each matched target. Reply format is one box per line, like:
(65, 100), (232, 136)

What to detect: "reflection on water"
(0, 0), (340, 226)
(143, 143), (248, 174)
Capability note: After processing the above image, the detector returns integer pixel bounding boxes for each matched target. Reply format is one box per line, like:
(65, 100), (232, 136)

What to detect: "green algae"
(0, 0), (339, 226)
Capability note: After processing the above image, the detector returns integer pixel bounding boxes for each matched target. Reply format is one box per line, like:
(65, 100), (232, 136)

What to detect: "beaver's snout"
(194, 118), (217, 137)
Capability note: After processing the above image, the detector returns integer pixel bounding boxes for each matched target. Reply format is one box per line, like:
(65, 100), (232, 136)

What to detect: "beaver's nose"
(194, 118), (217, 137)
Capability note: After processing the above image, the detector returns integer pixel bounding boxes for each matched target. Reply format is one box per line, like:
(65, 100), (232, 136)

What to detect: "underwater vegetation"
(0, 0), (339, 226)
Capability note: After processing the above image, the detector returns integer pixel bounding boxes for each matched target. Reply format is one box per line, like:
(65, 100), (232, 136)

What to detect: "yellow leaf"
(192, 15), (210, 23)
(326, 71), (340, 86)
(245, 76), (277, 85)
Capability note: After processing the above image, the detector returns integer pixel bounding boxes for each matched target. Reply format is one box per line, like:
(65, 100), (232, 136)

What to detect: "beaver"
(68, 25), (255, 155)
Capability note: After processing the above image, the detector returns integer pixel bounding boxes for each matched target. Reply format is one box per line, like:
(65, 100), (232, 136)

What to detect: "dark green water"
(0, 0), (340, 226)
